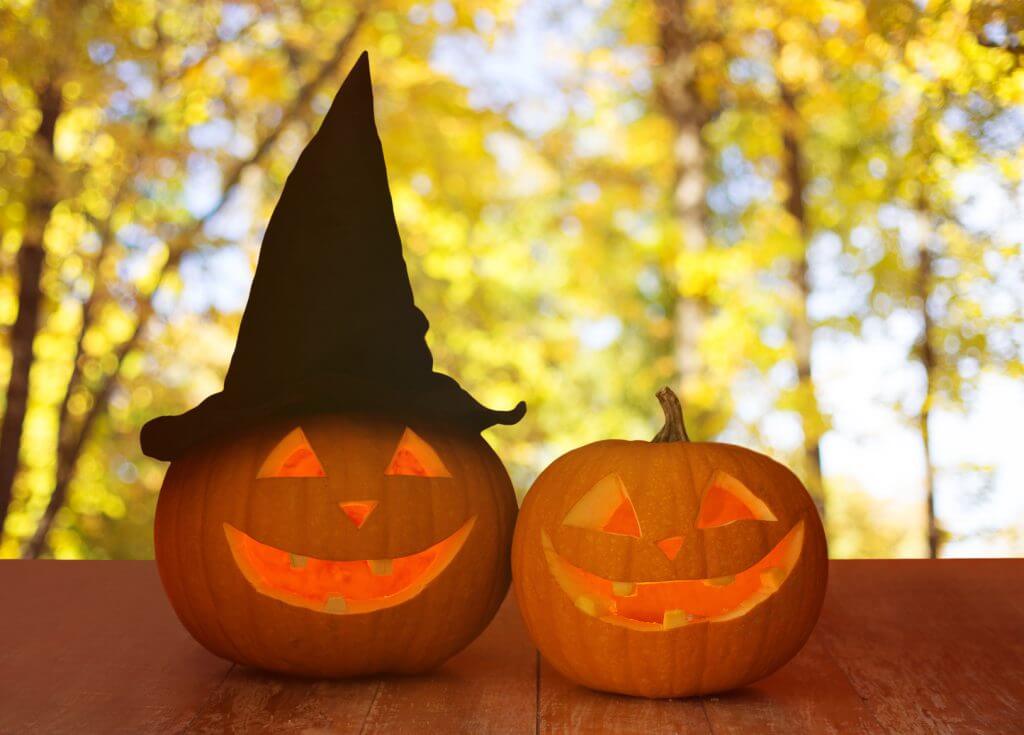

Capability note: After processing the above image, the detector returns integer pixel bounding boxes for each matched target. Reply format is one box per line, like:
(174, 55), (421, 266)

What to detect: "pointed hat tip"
(317, 49), (373, 129)
(335, 49), (372, 100)
(350, 50), (370, 80)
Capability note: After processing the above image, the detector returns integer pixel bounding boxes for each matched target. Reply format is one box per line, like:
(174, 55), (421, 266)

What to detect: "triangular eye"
(696, 471), (776, 528)
(257, 427), (326, 478)
(384, 428), (451, 478)
(563, 474), (641, 537)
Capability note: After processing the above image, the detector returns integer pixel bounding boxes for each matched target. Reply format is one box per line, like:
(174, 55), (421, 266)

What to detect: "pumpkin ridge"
(201, 447), (249, 665)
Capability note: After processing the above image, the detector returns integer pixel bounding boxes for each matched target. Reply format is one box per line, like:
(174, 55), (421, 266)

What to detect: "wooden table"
(0, 560), (1021, 733)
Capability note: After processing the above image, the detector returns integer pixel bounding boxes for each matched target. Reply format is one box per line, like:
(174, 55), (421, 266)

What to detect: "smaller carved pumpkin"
(512, 389), (828, 698)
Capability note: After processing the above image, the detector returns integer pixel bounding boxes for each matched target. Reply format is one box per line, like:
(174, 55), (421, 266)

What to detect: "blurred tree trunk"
(779, 84), (826, 518)
(654, 0), (712, 413)
(22, 10), (368, 557)
(0, 79), (62, 539)
(914, 203), (940, 558)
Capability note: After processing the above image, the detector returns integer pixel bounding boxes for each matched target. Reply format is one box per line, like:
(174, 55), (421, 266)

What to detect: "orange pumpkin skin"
(512, 438), (828, 698)
(155, 413), (516, 677)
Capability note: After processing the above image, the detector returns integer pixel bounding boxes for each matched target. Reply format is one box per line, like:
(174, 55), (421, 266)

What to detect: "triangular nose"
(656, 536), (684, 560)
(339, 501), (378, 529)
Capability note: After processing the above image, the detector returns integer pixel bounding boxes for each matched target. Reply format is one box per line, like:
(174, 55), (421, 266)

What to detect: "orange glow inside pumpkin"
(384, 428), (451, 478)
(542, 520), (804, 630)
(339, 501), (378, 529)
(224, 517), (475, 615)
(696, 470), (777, 528)
(563, 474), (641, 537)
(257, 428), (326, 479)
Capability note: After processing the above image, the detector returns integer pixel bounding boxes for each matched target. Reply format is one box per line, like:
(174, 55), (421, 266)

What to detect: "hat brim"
(140, 370), (526, 461)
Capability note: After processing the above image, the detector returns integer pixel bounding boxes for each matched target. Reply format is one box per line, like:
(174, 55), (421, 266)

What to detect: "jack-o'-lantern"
(512, 388), (827, 698)
(141, 53), (525, 677)
(155, 415), (516, 676)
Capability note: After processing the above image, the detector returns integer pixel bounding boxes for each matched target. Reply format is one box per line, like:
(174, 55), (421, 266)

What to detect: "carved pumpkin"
(155, 413), (517, 677)
(512, 389), (828, 698)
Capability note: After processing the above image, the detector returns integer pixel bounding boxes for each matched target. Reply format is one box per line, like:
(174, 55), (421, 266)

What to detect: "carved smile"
(224, 517), (475, 614)
(543, 520), (805, 631)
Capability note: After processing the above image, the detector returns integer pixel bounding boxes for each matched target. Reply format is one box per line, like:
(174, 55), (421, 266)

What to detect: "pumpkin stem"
(652, 387), (690, 443)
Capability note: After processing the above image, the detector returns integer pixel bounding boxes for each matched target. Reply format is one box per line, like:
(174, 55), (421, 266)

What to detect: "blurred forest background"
(1, 0), (1022, 559)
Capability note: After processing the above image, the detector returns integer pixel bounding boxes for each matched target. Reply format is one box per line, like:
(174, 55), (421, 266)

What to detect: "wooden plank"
(3, 559), (1023, 733)
(819, 559), (1024, 735)
(539, 659), (711, 734)
(700, 630), (883, 734)
(182, 669), (380, 734)
(185, 593), (536, 734)
(360, 593), (537, 734)
(0, 560), (230, 735)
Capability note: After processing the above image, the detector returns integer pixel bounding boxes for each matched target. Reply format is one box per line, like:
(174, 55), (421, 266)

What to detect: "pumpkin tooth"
(323, 596), (348, 614)
(702, 574), (735, 587)
(575, 596), (599, 617)
(289, 553), (307, 569)
(368, 558), (393, 576)
(760, 567), (786, 592)
(662, 609), (689, 629)
(612, 581), (636, 597)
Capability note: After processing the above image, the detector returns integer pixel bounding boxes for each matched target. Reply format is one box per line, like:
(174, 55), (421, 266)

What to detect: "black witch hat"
(141, 52), (525, 461)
